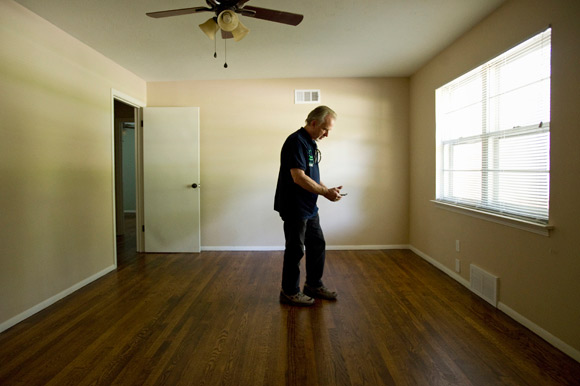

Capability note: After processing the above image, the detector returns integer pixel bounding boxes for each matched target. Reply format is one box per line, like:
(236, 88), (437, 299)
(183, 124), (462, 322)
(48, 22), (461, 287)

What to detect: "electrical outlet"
(455, 258), (461, 273)
(455, 240), (460, 252)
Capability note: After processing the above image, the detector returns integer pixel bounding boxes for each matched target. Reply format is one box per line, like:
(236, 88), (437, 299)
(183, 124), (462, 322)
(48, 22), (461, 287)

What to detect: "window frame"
(434, 28), (553, 235)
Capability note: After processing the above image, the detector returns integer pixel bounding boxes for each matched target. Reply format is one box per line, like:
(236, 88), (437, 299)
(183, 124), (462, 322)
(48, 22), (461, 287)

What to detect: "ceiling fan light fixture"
(149, 2), (304, 46)
(199, 18), (219, 40)
(232, 20), (249, 41)
(217, 10), (239, 32)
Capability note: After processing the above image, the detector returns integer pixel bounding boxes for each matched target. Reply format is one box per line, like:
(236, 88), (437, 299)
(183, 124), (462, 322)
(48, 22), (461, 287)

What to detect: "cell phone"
(340, 193), (348, 196)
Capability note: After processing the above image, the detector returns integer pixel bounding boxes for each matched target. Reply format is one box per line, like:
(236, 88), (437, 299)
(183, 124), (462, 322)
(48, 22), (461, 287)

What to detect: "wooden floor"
(1, 217), (579, 385)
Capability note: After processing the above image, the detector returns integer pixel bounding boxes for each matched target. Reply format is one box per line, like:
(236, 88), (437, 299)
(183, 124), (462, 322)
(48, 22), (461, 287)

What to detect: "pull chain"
(224, 38), (228, 68)
(213, 34), (217, 58)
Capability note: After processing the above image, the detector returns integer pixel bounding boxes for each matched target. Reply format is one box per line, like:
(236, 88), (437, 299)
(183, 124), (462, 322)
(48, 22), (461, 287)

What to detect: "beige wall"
(409, 0), (580, 358)
(147, 77), (409, 249)
(0, 0), (146, 327)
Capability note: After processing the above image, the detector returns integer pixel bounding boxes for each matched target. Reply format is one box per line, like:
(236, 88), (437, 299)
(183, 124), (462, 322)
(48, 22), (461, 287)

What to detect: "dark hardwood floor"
(1, 215), (579, 385)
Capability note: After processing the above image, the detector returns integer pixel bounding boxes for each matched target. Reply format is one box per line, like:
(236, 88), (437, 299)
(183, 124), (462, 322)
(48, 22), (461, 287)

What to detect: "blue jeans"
(281, 214), (326, 295)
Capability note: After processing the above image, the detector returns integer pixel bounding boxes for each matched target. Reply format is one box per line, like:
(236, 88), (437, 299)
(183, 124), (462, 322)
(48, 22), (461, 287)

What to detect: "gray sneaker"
(279, 290), (315, 306)
(303, 284), (338, 300)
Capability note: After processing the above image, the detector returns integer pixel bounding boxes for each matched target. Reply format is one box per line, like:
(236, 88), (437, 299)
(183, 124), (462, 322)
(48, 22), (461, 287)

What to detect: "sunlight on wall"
(147, 77), (409, 248)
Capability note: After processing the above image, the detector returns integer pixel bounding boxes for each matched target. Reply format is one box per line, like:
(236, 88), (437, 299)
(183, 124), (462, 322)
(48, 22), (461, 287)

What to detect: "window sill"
(431, 200), (554, 237)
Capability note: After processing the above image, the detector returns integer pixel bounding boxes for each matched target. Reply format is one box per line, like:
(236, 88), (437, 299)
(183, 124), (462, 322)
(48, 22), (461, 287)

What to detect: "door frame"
(111, 89), (146, 264)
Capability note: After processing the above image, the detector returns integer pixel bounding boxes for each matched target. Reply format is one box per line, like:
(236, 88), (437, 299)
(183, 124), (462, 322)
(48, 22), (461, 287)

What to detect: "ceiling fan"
(146, 0), (304, 42)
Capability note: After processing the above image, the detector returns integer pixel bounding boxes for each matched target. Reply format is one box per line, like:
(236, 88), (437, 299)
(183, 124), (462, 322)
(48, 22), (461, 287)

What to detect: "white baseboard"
(408, 245), (470, 288)
(409, 245), (580, 363)
(498, 302), (580, 363)
(327, 244), (410, 250)
(201, 246), (284, 251)
(201, 245), (409, 252)
(0, 265), (116, 334)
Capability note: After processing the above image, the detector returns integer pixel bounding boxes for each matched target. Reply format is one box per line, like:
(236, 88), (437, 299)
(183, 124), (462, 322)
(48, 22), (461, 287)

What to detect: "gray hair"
(305, 106), (337, 126)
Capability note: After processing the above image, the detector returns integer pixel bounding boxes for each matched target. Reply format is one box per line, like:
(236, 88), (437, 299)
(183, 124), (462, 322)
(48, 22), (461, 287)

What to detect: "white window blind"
(435, 28), (551, 224)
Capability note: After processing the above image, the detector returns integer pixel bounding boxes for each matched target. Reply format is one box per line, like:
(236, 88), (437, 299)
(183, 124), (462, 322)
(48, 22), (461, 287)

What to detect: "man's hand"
(323, 186), (343, 202)
(290, 169), (343, 202)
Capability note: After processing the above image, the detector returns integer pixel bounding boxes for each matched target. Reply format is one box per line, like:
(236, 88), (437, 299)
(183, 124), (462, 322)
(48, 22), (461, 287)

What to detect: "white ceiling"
(14, 0), (505, 82)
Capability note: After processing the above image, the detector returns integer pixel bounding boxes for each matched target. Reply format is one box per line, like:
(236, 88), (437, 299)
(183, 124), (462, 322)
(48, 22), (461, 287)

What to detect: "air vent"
(470, 264), (498, 307)
(295, 89), (320, 104)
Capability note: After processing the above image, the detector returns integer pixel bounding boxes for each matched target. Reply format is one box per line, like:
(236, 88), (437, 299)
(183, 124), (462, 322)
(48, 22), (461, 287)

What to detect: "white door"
(143, 107), (201, 252)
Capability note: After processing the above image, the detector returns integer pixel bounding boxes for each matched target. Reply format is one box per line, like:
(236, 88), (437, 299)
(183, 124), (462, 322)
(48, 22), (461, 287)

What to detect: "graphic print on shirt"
(308, 149), (314, 168)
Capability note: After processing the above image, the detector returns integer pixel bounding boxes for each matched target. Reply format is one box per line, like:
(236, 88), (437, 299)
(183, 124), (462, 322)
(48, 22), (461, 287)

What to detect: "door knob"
(191, 183), (200, 188)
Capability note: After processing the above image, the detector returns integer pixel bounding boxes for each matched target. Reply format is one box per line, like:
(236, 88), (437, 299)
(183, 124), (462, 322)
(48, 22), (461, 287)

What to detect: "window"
(435, 28), (551, 225)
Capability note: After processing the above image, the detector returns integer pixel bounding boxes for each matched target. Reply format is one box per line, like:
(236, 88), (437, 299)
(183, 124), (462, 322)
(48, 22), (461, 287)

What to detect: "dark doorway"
(114, 99), (137, 263)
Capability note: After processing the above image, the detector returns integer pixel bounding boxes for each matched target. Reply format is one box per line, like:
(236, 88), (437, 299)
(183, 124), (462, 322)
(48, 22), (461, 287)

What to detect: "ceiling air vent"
(295, 89), (320, 104)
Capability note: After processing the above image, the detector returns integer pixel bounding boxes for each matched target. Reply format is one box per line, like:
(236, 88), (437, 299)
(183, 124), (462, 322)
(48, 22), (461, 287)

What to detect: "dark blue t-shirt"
(274, 128), (320, 220)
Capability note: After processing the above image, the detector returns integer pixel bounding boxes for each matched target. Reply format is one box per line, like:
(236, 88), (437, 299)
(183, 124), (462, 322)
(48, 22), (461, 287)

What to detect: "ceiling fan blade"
(241, 6), (303, 26)
(146, 7), (212, 19)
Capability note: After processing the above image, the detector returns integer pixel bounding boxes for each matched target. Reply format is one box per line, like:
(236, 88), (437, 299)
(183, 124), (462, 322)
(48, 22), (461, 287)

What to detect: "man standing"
(274, 106), (343, 306)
